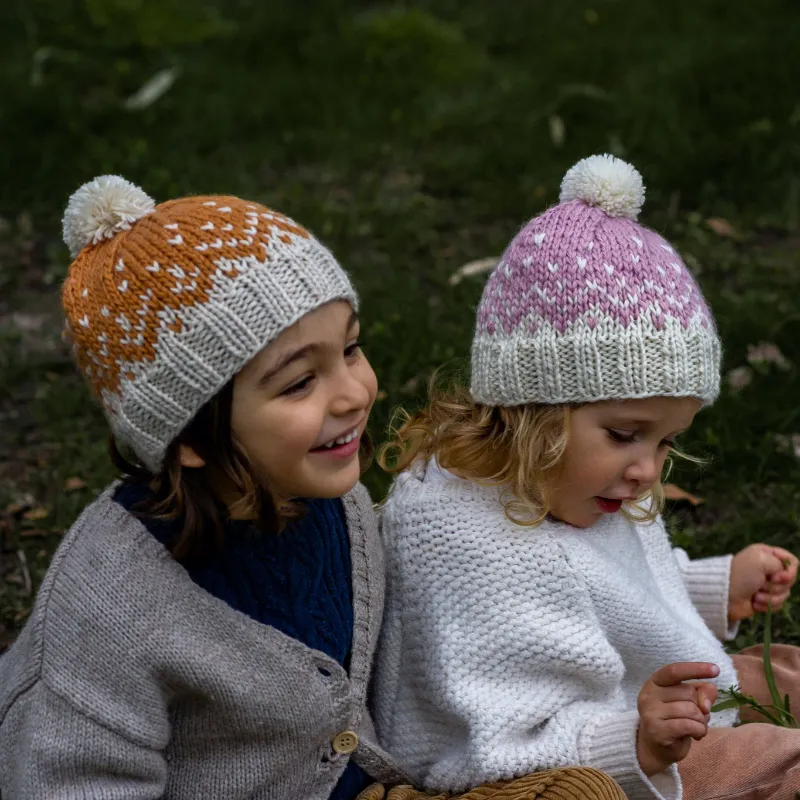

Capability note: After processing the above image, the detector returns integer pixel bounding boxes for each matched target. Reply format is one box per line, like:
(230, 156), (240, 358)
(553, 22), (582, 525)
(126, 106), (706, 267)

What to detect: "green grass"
(1, 0), (800, 649)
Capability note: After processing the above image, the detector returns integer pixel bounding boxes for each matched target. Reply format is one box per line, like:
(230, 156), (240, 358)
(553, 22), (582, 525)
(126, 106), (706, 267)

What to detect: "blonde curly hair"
(378, 375), (693, 527)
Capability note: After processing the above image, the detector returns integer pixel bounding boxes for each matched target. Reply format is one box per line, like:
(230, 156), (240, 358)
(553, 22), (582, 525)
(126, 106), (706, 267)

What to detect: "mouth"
(310, 426), (361, 458)
(595, 496), (624, 514)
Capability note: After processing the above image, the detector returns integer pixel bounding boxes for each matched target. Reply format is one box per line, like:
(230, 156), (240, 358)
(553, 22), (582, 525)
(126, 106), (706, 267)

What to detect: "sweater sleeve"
(0, 679), (168, 799)
(373, 475), (680, 800)
(672, 549), (739, 641)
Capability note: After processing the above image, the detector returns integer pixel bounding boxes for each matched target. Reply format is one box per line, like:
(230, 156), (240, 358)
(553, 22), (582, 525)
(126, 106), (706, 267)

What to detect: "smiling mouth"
(311, 427), (360, 452)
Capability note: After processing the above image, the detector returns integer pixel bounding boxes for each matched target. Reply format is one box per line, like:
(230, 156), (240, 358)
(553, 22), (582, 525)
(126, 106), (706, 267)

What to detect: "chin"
(550, 508), (602, 529)
(305, 470), (362, 500)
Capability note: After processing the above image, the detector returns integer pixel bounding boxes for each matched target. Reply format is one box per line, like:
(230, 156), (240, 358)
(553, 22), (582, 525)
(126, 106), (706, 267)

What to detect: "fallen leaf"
(375, 390), (388, 401)
(706, 217), (740, 238)
(662, 483), (704, 506)
(727, 365), (753, 391)
(22, 507), (49, 521)
(548, 114), (565, 147)
(448, 256), (499, 286)
(747, 342), (791, 370)
(64, 476), (87, 492)
(4, 494), (34, 516)
(124, 67), (179, 111)
(20, 528), (48, 538)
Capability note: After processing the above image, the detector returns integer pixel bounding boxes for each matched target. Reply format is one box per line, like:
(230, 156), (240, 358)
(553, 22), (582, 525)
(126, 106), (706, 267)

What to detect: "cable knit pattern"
(470, 155), (721, 407)
(373, 463), (739, 800)
(0, 482), (402, 799)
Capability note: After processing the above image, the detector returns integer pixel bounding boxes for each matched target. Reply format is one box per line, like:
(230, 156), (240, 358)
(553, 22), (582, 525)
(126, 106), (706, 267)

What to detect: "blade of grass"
(762, 585), (785, 712)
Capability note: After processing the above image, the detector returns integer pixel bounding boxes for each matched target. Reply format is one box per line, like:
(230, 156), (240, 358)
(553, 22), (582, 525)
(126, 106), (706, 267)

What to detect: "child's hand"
(636, 662), (719, 777)
(728, 544), (798, 622)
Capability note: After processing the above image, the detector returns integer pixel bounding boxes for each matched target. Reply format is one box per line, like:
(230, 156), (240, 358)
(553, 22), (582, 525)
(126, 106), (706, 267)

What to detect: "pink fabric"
(474, 200), (715, 337)
(678, 644), (800, 799)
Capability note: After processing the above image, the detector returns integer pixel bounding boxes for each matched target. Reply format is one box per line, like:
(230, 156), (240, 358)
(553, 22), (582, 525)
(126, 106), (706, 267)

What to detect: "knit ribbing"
(470, 159), (721, 407)
(673, 551), (739, 642)
(61, 188), (358, 470)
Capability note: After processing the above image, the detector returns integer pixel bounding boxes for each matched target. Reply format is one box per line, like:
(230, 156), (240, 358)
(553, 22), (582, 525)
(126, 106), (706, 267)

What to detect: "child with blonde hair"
(374, 155), (800, 800)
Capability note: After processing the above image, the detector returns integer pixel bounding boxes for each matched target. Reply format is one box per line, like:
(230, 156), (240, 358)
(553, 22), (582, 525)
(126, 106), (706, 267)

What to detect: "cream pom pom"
(559, 154), (645, 220)
(63, 175), (156, 257)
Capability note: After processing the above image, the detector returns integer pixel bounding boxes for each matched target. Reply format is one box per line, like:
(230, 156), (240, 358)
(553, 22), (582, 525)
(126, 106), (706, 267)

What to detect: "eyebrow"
(258, 311), (359, 385)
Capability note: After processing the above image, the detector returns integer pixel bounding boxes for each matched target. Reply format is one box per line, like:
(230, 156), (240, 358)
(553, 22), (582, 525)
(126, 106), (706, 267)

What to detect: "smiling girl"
(0, 176), (397, 799)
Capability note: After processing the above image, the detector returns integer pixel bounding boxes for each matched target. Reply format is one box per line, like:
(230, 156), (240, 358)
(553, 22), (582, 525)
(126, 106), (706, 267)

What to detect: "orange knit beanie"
(61, 175), (357, 471)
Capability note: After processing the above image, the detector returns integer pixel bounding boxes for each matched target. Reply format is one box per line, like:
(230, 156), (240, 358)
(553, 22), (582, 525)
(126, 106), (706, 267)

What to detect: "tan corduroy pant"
(356, 767), (625, 800)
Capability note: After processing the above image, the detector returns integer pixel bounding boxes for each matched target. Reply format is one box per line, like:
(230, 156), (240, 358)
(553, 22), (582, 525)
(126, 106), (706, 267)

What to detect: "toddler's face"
(229, 300), (377, 501)
(548, 396), (702, 528)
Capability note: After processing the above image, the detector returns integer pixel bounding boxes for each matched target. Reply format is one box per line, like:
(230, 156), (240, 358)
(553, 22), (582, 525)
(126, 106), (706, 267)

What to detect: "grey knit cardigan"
(0, 482), (403, 799)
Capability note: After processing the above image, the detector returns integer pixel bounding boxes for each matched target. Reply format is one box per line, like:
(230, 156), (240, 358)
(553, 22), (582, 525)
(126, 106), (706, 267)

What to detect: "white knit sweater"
(373, 461), (740, 800)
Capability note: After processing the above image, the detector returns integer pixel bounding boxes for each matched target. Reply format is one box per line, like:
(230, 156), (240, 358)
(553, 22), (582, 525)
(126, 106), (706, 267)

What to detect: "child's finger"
(753, 592), (789, 611)
(651, 662), (720, 687)
(694, 682), (718, 714)
(771, 548), (798, 578)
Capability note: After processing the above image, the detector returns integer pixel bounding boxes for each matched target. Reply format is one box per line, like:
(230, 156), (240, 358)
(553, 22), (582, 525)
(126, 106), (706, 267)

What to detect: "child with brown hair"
(0, 175), (394, 799)
(374, 155), (800, 800)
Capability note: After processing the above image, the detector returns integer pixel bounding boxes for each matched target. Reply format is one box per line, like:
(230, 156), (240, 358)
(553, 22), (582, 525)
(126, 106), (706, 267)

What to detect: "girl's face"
(229, 300), (377, 501)
(548, 396), (702, 529)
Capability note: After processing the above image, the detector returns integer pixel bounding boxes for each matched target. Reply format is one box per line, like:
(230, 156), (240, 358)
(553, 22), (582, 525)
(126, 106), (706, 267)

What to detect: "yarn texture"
(61, 179), (357, 470)
(470, 155), (721, 407)
(373, 463), (739, 800)
(0, 483), (402, 798)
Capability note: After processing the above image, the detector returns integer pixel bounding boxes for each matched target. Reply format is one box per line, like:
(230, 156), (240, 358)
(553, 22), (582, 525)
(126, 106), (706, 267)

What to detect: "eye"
(607, 429), (637, 444)
(344, 340), (363, 359)
(281, 375), (314, 396)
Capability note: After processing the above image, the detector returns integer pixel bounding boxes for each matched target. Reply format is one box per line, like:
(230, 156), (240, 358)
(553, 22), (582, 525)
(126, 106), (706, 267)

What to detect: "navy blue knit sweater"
(114, 483), (372, 800)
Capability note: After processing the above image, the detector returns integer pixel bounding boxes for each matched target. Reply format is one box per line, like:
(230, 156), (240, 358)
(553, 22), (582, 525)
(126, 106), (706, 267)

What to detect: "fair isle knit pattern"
(373, 462), (740, 800)
(470, 155), (721, 406)
(61, 176), (357, 471)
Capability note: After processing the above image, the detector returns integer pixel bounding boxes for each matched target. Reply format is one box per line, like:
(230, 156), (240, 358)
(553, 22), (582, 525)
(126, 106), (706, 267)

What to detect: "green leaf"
(711, 696), (743, 712)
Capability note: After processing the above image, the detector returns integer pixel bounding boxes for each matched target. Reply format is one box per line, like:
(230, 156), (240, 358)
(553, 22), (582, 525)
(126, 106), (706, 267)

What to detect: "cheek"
(560, 436), (621, 488)
(357, 359), (379, 407)
(231, 395), (316, 458)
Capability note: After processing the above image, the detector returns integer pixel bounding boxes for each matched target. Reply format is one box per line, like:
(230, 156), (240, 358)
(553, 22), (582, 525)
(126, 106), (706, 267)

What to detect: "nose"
(329, 363), (373, 417)
(623, 450), (664, 490)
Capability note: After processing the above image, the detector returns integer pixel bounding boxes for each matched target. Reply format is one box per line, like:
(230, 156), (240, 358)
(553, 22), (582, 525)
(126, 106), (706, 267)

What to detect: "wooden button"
(331, 730), (358, 754)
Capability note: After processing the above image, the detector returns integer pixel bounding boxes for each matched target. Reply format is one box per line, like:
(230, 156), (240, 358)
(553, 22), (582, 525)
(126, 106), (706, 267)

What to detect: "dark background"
(1, 0), (799, 649)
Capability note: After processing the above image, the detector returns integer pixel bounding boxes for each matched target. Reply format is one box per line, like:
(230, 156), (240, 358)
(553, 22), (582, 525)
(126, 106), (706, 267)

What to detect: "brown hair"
(111, 381), (374, 560)
(379, 375), (675, 526)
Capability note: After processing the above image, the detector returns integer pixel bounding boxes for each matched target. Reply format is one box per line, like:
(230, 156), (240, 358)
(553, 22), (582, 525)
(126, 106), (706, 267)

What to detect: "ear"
(178, 443), (206, 469)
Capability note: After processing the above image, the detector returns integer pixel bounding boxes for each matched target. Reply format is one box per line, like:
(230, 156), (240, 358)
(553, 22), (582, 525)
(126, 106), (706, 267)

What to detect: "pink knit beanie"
(470, 154), (721, 406)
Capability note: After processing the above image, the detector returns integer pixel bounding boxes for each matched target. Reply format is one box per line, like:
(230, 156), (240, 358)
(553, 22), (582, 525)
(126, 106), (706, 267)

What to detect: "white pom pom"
(63, 175), (156, 257)
(559, 154), (645, 220)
